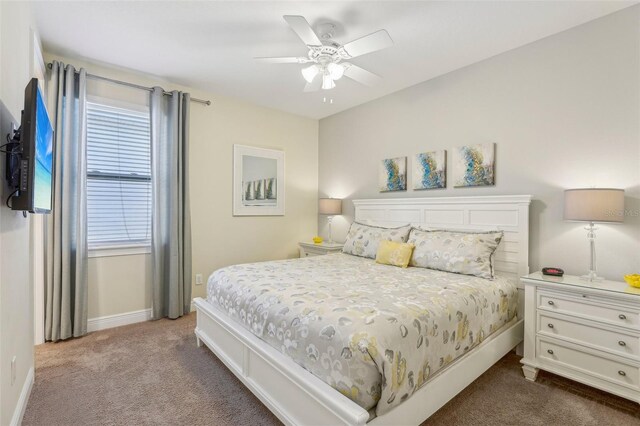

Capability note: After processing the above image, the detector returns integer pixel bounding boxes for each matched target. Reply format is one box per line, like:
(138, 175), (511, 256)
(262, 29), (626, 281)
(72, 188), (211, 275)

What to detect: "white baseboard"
(10, 366), (34, 426)
(87, 308), (152, 332)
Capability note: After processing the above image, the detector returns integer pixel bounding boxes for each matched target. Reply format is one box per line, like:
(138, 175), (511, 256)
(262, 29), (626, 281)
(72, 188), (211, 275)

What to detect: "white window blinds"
(86, 102), (151, 248)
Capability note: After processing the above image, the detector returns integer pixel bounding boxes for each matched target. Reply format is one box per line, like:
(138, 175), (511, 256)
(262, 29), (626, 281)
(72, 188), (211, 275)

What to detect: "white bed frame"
(194, 195), (532, 425)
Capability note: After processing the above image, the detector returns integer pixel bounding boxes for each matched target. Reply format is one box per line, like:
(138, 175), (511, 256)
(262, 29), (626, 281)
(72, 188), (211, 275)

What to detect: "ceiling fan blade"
(343, 63), (382, 86)
(342, 30), (393, 59)
(304, 75), (322, 92)
(283, 15), (322, 47)
(254, 57), (309, 64)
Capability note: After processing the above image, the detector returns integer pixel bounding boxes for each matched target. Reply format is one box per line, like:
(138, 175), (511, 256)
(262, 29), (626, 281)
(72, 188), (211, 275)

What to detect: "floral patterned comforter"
(207, 253), (518, 415)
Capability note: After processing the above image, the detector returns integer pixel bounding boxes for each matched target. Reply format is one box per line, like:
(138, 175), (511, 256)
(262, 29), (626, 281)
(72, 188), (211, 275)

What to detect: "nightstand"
(298, 241), (344, 257)
(521, 272), (640, 404)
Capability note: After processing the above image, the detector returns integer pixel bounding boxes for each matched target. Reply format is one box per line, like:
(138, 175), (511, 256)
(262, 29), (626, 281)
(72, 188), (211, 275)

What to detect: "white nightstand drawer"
(538, 289), (639, 329)
(538, 338), (639, 389)
(298, 242), (344, 258)
(522, 273), (640, 403)
(538, 313), (640, 359)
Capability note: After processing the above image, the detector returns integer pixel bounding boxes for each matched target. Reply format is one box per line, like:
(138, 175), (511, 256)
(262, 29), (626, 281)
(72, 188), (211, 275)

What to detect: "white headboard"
(353, 195), (532, 283)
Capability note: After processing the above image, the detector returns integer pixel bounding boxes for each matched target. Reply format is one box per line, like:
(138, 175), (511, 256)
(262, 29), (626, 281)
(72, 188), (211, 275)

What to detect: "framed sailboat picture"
(233, 144), (285, 216)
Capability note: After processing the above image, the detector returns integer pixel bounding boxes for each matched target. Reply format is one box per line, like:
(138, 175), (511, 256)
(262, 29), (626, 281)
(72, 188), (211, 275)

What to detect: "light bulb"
(327, 63), (344, 80)
(301, 65), (319, 83)
(322, 73), (335, 90)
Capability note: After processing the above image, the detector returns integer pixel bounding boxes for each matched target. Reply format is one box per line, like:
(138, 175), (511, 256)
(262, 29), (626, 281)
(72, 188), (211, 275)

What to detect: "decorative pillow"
(375, 241), (415, 268)
(408, 228), (503, 279)
(342, 222), (412, 259)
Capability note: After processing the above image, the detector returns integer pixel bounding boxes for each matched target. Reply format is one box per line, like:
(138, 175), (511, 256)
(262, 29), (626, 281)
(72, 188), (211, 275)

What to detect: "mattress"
(207, 253), (518, 415)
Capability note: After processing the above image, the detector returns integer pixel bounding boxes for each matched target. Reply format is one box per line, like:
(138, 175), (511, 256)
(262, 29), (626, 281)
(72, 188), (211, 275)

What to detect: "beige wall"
(0, 2), (38, 424)
(87, 254), (151, 318)
(319, 6), (640, 281)
(43, 53), (319, 319)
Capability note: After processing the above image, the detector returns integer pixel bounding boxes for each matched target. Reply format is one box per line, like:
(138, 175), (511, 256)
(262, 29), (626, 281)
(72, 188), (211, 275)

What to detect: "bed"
(194, 195), (531, 425)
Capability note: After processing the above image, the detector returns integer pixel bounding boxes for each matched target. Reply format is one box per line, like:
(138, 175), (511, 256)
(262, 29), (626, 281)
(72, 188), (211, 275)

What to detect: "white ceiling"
(33, 1), (635, 119)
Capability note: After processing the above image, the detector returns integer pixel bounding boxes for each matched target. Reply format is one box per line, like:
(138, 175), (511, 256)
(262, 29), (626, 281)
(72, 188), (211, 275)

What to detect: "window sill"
(88, 245), (151, 258)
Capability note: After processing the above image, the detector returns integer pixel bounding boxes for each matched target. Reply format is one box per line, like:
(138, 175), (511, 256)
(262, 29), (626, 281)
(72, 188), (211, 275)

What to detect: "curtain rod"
(46, 62), (211, 106)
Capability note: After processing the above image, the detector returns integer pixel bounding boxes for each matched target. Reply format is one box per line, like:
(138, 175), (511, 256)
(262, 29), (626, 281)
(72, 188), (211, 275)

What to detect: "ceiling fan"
(256, 15), (393, 92)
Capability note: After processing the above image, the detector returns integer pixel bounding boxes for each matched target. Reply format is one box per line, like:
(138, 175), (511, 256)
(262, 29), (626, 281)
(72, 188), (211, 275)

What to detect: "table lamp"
(564, 188), (624, 281)
(319, 198), (342, 244)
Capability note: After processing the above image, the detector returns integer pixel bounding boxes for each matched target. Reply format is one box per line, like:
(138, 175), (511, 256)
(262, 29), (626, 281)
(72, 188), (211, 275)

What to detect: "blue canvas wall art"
(413, 151), (446, 190)
(453, 143), (495, 187)
(379, 156), (407, 192)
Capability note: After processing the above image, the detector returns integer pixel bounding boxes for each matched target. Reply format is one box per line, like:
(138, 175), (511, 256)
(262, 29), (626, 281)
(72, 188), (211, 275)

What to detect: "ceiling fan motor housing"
(316, 22), (336, 40)
(309, 44), (346, 65)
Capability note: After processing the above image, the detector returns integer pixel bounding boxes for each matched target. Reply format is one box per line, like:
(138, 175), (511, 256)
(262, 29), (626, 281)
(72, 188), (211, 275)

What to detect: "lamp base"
(581, 223), (603, 283)
(327, 215), (334, 244)
(580, 272), (604, 283)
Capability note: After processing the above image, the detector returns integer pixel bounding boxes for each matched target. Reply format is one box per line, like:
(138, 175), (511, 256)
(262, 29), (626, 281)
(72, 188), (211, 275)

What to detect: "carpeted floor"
(23, 314), (640, 426)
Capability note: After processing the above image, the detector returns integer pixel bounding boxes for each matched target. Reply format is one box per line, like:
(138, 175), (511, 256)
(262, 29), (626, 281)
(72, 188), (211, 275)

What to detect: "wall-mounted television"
(6, 78), (55, 214)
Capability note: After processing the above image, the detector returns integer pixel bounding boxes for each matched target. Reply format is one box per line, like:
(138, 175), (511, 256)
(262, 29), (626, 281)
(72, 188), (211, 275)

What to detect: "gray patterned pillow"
(342, 222), (412, 259)
(408, 228), (503, 279)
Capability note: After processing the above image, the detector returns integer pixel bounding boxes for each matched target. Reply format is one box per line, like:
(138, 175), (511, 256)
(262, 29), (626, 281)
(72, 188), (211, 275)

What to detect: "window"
(86, 101), (151, 250)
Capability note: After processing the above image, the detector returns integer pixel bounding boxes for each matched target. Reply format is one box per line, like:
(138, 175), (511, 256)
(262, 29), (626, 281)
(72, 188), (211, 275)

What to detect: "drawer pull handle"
(619, 314), (627, 320)
(547, 323), (554, 329)
(618, 370), (626, 377)
(547, 349), (554, 355)
(619, 341), (627, 347)
(548, 301), (555, 306)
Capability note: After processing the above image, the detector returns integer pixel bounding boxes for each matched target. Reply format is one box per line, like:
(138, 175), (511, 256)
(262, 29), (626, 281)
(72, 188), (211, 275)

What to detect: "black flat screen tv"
(10, 78), (55, 213)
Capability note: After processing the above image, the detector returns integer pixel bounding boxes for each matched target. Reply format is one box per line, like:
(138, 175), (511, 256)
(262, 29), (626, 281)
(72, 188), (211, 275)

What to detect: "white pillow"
(342, 222), (412, 259)
(408, 228), (503, 279)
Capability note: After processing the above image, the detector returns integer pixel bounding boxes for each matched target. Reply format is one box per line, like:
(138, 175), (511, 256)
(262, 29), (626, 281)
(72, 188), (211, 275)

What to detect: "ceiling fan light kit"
(256, 15), (393, 92)
(327, 63), (344, 80)
(302, 65), (319, 83)
(322, 73), (336, 90)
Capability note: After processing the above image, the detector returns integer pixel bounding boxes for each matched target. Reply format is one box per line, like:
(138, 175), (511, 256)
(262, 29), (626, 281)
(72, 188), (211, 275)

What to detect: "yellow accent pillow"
(375, 241), (415, 268)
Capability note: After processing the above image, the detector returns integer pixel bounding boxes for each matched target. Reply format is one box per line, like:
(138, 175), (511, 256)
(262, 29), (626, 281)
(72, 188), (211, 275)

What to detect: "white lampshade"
(301, 65), (319, 83)
(327, 63), (344, 80)
(322, 73), (335, 90)
(319, 198), (342, 215)
(564, 188), (624, 223)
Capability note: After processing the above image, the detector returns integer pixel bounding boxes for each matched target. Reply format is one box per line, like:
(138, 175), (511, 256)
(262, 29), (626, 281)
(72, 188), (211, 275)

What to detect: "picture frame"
(453, 143), (495, 187)
(413, 150), (446, 190)
(233, 144), (285, 216)
(379, 156), (407, 192)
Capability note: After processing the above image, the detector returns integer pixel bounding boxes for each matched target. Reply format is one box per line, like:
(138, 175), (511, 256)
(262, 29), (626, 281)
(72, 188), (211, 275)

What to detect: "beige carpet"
(23, 314), (640, 426)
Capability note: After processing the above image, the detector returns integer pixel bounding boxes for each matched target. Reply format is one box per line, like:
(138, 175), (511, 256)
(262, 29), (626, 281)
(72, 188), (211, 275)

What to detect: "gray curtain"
(45, 61), (88, 341)
(150, 87), (192, 319)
